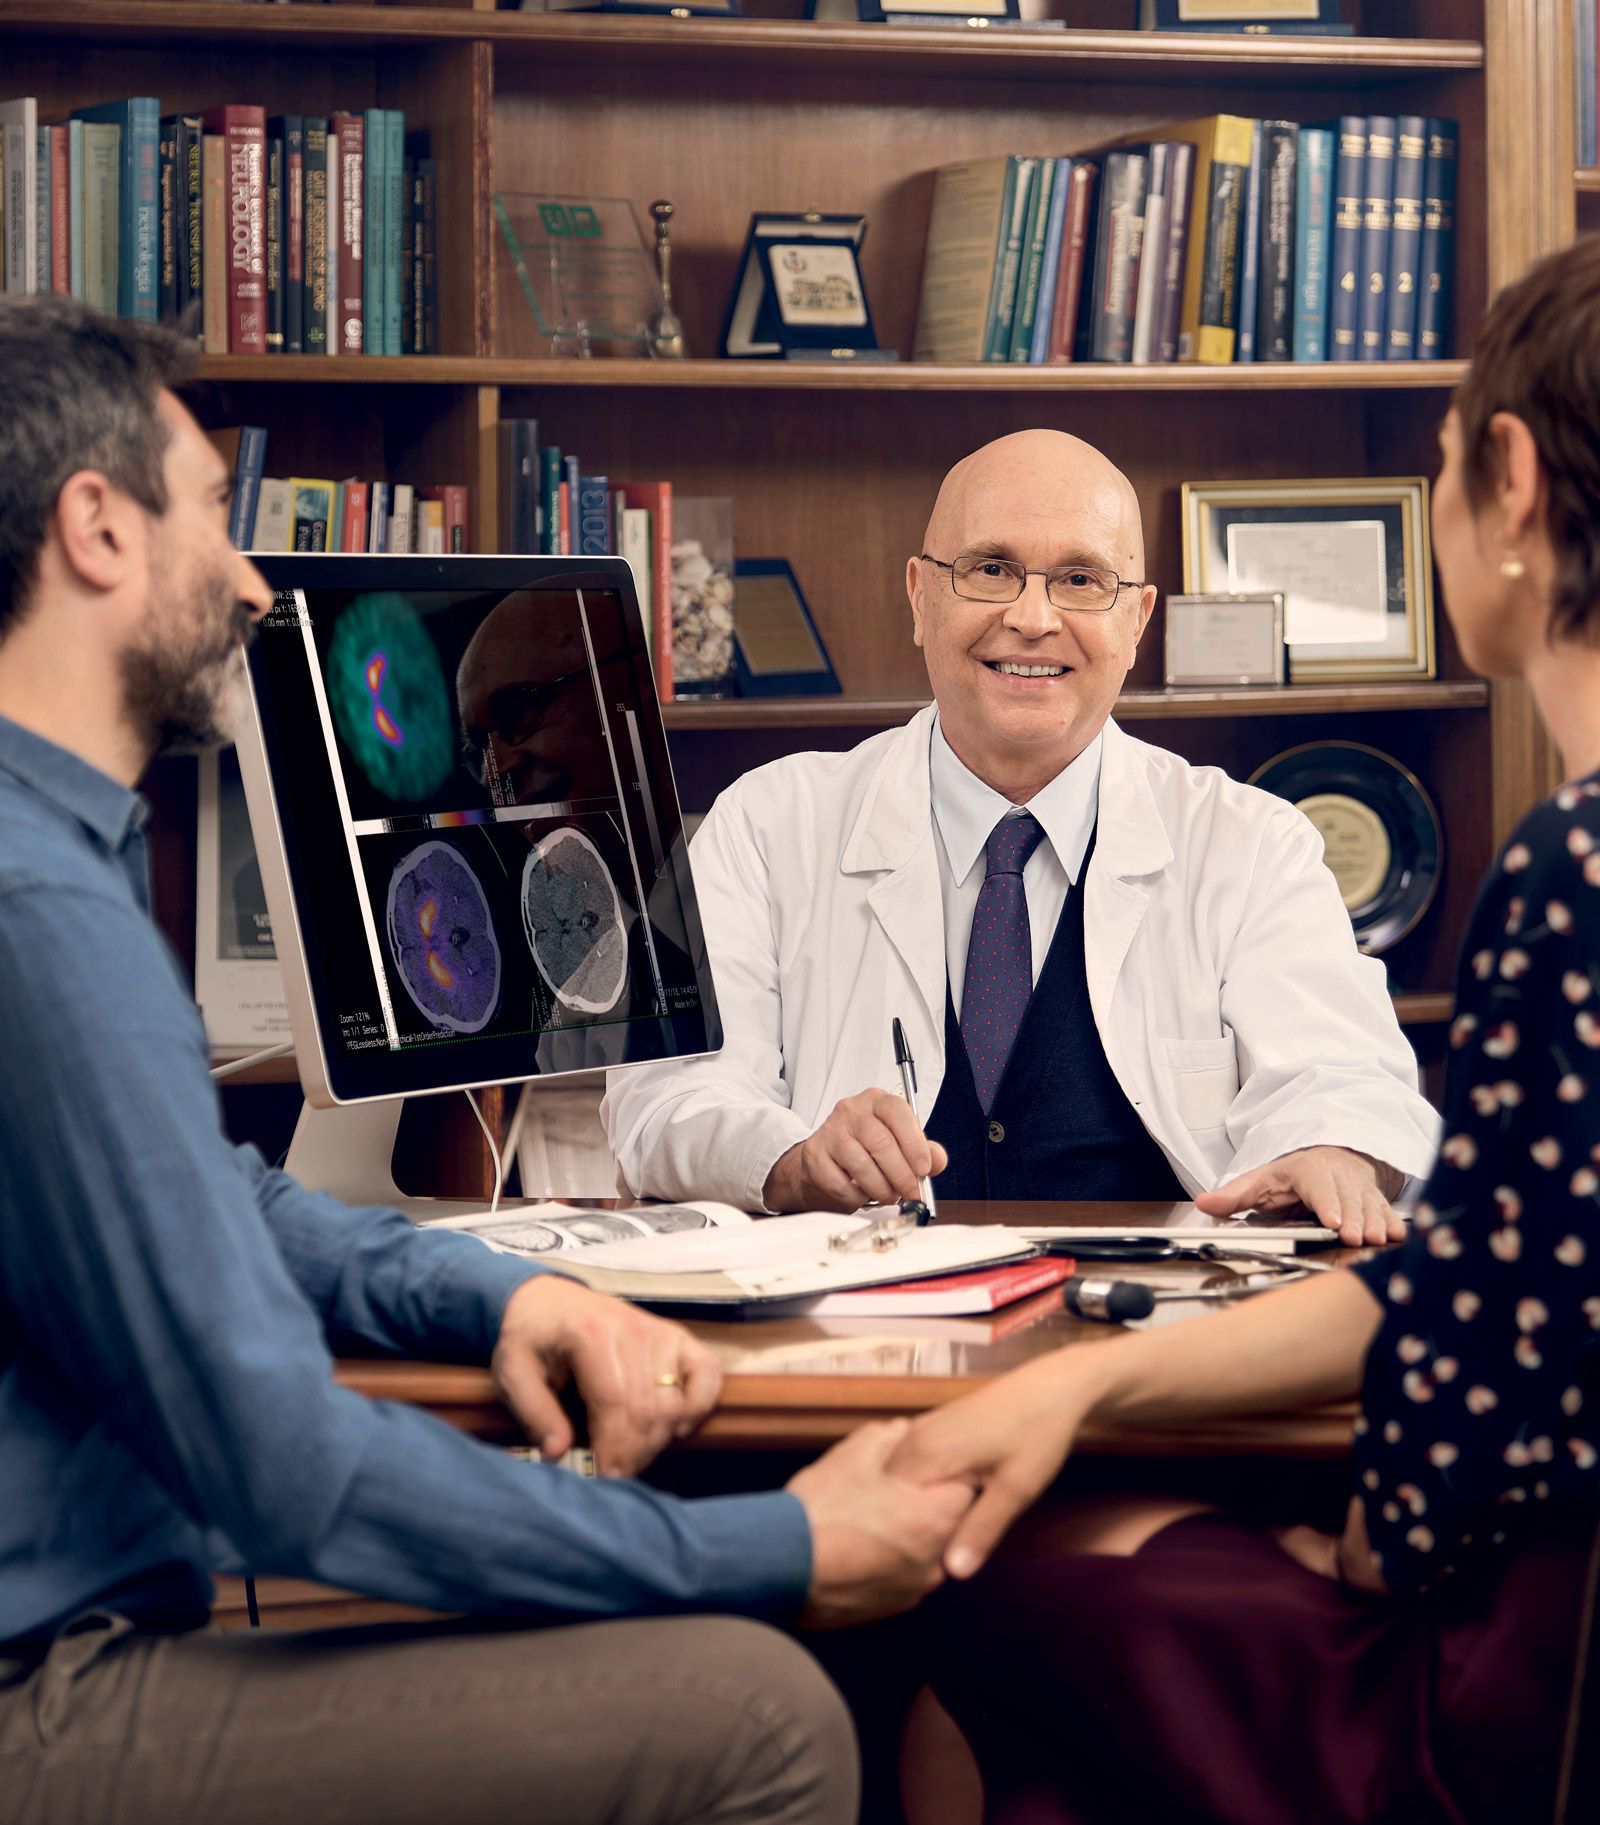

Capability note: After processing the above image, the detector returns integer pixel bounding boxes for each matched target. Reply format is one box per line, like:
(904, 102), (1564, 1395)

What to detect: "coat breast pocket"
(1158, 1035), (1240, 1131)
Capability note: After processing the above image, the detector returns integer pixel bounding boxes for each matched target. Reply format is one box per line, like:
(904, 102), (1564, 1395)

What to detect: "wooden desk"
(335, 1201), (1360, 1460)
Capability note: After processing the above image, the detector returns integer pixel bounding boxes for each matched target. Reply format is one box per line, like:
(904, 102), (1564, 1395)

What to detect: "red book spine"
(619, 481), (674, 702)
(1047, 161), (1099, 364)
(342, 481), (370, 551)
(202, 105), (267, 355)
(440, 484), (468, 552)
(330, 111), (364, 353)
(49, 125), (69, 293)
(557, 480), (570, 555)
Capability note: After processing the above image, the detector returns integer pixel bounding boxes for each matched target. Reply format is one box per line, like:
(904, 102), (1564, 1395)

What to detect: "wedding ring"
(654, 1372), (682, 1388)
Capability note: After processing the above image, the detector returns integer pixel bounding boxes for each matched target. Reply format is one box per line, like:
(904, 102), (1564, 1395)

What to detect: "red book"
(419, 483), (469, 552)
(201, 105), (267, 354)
(557, 480), (570, 555)
(616, 480), (674, 702)
(341, 480), (370, 551)
(1046, 160), (1099, 364)
(329, 111), (364, 353)
(802, 1255), (1074, 1318)
(49, 124), (69, 293)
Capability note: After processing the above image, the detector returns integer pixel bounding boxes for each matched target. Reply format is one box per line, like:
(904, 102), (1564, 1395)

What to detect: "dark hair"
(0, 295), (198, 640)
(1453, 237), (1600, 645)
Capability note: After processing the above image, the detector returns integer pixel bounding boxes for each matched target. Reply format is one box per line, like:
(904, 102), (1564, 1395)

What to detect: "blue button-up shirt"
(0, 716), (810, 1645)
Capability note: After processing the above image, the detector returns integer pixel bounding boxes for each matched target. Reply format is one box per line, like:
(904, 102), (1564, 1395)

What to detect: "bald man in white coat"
(605, 432), (1438, 1246)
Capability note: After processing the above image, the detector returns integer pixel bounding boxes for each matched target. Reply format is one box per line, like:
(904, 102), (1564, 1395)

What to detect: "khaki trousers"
(0, 1607), (859, 1825)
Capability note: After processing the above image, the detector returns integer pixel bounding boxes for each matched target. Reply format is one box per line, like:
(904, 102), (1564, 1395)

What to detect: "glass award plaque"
(494, 194), (665, 356)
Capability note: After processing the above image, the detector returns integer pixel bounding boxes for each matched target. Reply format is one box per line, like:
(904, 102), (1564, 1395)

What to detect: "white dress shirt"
(929, 718), (1102, 1020)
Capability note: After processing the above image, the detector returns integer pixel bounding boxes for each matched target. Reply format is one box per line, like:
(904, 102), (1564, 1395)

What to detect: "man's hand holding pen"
(762, 1089), (947, 1214)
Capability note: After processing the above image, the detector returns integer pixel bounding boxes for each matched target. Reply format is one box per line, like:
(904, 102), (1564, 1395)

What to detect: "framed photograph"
(1164, 592), (1285, 687)
(195, 746), (291, 1051)
(1180, 477), (1435, 682)
(809, 0), (1019, 19)
(1135, 0), (1347, 31)
(732, 559), (842, 697)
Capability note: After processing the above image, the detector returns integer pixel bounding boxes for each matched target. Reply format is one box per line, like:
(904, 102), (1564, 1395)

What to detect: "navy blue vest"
(927, 833), (1185, 1202)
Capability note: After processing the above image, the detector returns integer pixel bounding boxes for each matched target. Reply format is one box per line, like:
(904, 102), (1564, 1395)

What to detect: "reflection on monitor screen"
(239, 557), (720, 1106)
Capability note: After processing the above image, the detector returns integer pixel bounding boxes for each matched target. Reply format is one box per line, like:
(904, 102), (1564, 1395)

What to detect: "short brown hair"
(0, 295), (198, 640)
(1452, 237), (1600, 645)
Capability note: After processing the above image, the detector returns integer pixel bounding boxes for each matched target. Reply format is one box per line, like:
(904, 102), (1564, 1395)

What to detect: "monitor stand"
(285, 1098), (511, 1223)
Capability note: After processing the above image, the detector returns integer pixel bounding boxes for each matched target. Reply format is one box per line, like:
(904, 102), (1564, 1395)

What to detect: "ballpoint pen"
(892, 1016), (938, 1223)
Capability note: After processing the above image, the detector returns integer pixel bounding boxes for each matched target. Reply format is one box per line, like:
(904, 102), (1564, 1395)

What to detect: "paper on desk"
(423, 1199), (751, 1258)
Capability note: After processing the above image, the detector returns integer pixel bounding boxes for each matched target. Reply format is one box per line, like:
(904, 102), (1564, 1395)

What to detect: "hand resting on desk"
(1196, 1143), (1406, 1248)
(763, 1088), (948, 1213)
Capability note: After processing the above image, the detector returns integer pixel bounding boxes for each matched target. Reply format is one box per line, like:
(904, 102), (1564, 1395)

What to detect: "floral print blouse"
(1351, 775), (1600, 1593)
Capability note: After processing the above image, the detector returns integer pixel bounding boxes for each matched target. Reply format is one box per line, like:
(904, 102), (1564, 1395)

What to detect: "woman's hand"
(1272, 1495), (1387, 1593)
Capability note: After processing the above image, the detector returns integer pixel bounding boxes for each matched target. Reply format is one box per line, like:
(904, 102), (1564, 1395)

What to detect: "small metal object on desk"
(646, 199), (687, 360)
(829, 1200), (927, 1254)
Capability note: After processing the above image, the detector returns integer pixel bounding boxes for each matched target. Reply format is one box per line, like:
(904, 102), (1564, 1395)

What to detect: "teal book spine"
(73, 98), (159, 319)
(383, 109), (404, 356)
(984, 156), (1037, 363)
(363, 106), (385, 355)
(538, 446), (562, 556)
(978, 157), (1020, 364)
(67, 118), (85, 298)
(1292, 126), (1334, 361)
(1007, 156), (1056, 362)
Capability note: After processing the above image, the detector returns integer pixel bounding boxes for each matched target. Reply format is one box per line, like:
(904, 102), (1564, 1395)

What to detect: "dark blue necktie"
(960, 811), (1046, 1115)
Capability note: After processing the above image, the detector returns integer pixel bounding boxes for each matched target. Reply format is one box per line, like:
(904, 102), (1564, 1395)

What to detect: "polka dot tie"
(960, 811), (1046, 1116)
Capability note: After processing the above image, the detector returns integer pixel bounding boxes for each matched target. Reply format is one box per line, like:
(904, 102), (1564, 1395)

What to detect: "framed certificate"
(732, 559), (842, 697)
(1164, 593), (1285, 686)
(1180, 477), (1435, 682)
(719, 213), (880, 359)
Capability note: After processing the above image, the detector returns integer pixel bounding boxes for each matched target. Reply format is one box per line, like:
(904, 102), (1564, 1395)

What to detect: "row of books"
(1578, 0), (1599, 170)
(212, 427), (466, 554)
(913, 113), (1457, 367)
(498, 416), (674, 700)
(0, 96), (439, 355)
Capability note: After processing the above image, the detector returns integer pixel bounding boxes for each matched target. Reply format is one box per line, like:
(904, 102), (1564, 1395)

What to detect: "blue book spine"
(383, 110), (404, 356)
(67, 119), (85, 298)
(1581, 0), (1598, 169)
(1235, 121), (1264, 363)
(368, 481), (390, 556)
(1357, 114), (1395, 361)
(228, 426), (268, 550)
(985, 156), (1036, 363)
(1007, 155), (1055, 362)
(363, 107), (385, 356)
(577, 474), (611, 555)
(1292, 127), (1334, 362)
(1385, 115), (1426, 360)
(35, 126), (50, 295)
(73, 99), (159, 319)
(1029, 158), (1071, 364)
(1327, 114), (1366, 362)
(1417, 118), (1458, 360)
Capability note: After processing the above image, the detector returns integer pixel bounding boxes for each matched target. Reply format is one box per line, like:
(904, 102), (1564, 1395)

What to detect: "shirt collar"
(0, 714), (149, 855)
(929, 716), (1102, 889)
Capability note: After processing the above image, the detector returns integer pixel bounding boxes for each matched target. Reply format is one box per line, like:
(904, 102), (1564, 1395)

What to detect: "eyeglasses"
(462, 670), (589, 778)
(920, 553), (1148, 615)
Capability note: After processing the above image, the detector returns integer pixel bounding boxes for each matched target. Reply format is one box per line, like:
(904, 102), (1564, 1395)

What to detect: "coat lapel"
(1083, 719), (1173, 1037)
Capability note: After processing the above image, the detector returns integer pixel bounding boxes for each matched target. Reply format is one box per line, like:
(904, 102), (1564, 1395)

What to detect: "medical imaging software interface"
(250, 578), (717, 1095)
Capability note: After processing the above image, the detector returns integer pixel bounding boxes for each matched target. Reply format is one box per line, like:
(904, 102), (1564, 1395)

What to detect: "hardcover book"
(1327, 114), (1366, 360)
(302, 118), (329, 355)
(1292, 124), (1334, 361)
(75, 97), (159, 319)
(1357, 113), (1395, 360)
(1083, 147), (1149, 363)
(202, 105), (268, 354)
(1153, 140), (1195, 363)
(1234, 121), (1263, 362)
(912, 155), (1014, 364)
(1384, 114), (1426, 359)
(330, 110), (364, 353)
(1416, 117), (1458, 360)
(1257, 119), (1298, 362)
(1135, 114), (1253, 364)
(1130, 141), (1176, 366)
(984, 155), (1038, 361)
(1045, 159), (1098, 362)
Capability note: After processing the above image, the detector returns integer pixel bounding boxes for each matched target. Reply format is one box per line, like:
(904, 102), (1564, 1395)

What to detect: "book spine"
(1129, 142), (1171, 366)
(421, 498), (445, 555)
(331, 112), (363, 353)
(282, 117), (303, 353)
(323, 116), (339, 354)
(1258, 121), (1297, 362)
(289, 480), (331, 553)
(1292, 126), (1333, 362)
(1235, 123), (1264, 363)
(911, 157), (1011, 364)
(251, 478), (293, 554)
(383, 109), (404, 357)
(1046, 160), (1098, 361)
(1357, 113), (1395, 361)
(1028, 158), (1070, 364)
(264, 124), (284, 352)
(368, 481), (389, 556)
(302, 119), (328, 355)
(418, 157), (436, 354)
(201, 134), (227, 354)
(228, 425), (268, 550)
(1582, 0), (1598, 170)
(400, 157), (416, 355)
(67, 119), (85, 300)
(329, 482), (345, 556)
(408, 160), (425, 354)
(157, 117), (178, 322)
(81, 124), (120, 318)
(1154, 140), (1194, 363)
(538, 447), (561, 556)
(1007, 156), (1056, 362)
(342, 480), (370, 552)
(362, 107), (384, 356)
(48, 125), (68, 294)
(577, 474), (610, 555)
(984, 156), (1036, 362)
(439, 483), (468, 552)
(128, 100), (159, 320)
(1416, 118), (1457, 360)
(652, 486), (673, 701)
(1385, 114), (1426, 360)
(35, 126), (50, 301)
(1188, 117), (1252, 364)
(203, 107), (268, 355)
(179, 117), (202, 331)
(1327, 114), (1366, 361)
(508, 420), (539, 550)
(1087, 150), (1148, 363)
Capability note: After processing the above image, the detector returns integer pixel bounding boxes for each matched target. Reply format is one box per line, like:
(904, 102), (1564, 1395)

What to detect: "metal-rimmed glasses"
(920, 552), (1149, 614)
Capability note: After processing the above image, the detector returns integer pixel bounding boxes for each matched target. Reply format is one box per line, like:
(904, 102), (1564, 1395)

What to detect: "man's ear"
(1134, 583), (1158, 645)
(906, 555), (926, 649)
(51, 469), (140, 596)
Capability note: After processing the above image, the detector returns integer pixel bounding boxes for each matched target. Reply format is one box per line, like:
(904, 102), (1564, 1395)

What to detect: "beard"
(119, 549), (258, 756)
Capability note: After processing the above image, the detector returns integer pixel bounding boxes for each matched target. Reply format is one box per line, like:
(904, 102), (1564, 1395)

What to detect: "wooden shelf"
(663, 681), (1488, 731)
(1577, 167), (1600, 192)
(0, 5), (1484, 87)
(195, 354), (1470, 393)
(1392, 992), (1454, 1027)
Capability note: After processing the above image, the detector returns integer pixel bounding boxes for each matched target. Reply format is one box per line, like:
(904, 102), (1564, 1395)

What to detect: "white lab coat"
(604, 708), (1440, 1209)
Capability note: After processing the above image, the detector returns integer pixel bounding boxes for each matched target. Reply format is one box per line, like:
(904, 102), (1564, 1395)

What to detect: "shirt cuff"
(415, 1229), (554, 1358)
(684, 1489), (813, 1618)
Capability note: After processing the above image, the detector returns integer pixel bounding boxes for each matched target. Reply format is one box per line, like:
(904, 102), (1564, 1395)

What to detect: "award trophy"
(647, 200), (688, 359)
(493, 194), (666, 357)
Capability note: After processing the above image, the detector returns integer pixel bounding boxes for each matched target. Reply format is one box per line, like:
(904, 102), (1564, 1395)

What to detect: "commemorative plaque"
(494, 194), (665, 356)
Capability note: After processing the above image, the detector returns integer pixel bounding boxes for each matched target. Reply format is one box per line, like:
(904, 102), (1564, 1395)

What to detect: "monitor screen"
(237, 555), (720, 1105)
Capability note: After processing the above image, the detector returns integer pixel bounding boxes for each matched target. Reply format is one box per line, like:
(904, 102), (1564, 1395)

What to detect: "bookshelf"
(0, 0), (1577, 1179)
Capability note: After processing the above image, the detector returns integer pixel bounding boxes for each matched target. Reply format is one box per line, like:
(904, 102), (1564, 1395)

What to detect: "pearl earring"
(1500, 555), (1526, 580)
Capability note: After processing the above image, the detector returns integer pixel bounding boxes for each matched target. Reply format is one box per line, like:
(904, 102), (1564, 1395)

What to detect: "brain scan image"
(328, 593), (455, 801)
(386, 840), (502, 1034)
(521, 827), (629, 1016)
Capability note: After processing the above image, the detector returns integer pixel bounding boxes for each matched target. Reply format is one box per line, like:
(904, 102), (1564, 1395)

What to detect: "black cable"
(245, 1575), (260, 1628)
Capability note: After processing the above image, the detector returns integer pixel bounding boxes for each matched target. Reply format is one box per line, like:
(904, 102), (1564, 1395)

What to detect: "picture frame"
(732, 559), (842, 697)
(1134, 0), (1348, 32)
(1163, 592), (1286, 687)
(808, 0), (1019, 20)
(719, 213), (880, 360)
(1180, 476), (1435, 682)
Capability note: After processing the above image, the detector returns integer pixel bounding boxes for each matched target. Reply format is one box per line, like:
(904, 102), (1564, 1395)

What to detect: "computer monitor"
(234, 556), (721, 1148)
